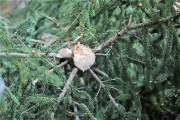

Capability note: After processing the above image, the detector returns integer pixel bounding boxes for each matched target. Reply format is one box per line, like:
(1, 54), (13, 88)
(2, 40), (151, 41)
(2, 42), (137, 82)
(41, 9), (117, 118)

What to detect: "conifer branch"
(33, 60), (69, 85)
(125, 57), (145, 66)
(95, 53), (110, 56)
(21, 105), (36, 115)
(129, 13), (180, 29)
(43, 15), (60, 27)
(0, 52), (53, 58)
(127, 31), (142, 41)
(88, 69), (105, 88)
(57, 67), (78, 104)
(93, 14), (180, 53)
(88, 68), (118, 108)
(95, 84), (101, 98)
(0, 52), (60, 58)
(0, 52), (30, 58)
(92, 67), (109, 77)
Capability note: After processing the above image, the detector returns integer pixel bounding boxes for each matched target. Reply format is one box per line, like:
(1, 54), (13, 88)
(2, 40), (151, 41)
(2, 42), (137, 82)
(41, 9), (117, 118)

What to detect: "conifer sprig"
(93, 14), (180, 52)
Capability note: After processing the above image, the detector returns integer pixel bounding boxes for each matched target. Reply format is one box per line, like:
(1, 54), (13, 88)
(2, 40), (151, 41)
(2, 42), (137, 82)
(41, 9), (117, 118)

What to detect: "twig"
(0, 52), (57, 58)
(57, 67), (78, 104)
(88, 69), (105, 88)
(33, 60), (69, 85)
(112, 48), (126, 67)
(57, 60), (69, 68)
(88, 68), (118, 108)
(95, 53), (110, 56)
(125, 57), (145, 66)
(73, 105), (80, 120)
(62, 34), (83, 47)
(127, 15), (132, 27)
(66, 10), (85, 32)
(93, 15), (132, 53)
(162, 107), (175, 115)
(92, 67), (109, 77)
(60, 9), (85, 41)
(0, 52), (65, 58)
(95, 84), (101, 98)
(93, 14), (180, 53)
(0, 53), (30, 58)
(127, 31), (142, 41)
(108, 94), (119, 107)
(43, 15), (60, 27)
(31, 39), (45, 44)
(21, 104), (36, 115)
(129, 14), (180, 29)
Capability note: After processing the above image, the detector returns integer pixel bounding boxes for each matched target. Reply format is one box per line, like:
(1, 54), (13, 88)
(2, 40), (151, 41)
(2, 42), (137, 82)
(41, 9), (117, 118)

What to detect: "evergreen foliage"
(0, 0), (180, 119)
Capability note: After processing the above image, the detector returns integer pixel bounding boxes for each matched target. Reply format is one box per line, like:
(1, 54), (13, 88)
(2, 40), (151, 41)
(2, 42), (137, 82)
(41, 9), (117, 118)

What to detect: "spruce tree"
(0, 0), (180, 119)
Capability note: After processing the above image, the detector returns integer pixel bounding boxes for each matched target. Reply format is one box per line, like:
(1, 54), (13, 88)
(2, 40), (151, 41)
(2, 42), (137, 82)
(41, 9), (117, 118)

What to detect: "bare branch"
(33, 60), (69, 85)
(0, 52), (57, 58)
(95, 53), (110, 56)
(92, 67), (109, 77)
(88, 68), (118, 108)
(57, 67), (78, 104)
(43, 15), (60, 27)
(93, 14), (180, 53)
(129, 13), (180, 29)
(95, 84), (101, 98)
(0, 52), (30, 58)
(88, 69), (105, 88)
(127, 15), (132, 27)
(21, 105), (37, 115)
(127, 31), (142, 41)
(108, 94), (119, 107)
(125, 57), (145, 66)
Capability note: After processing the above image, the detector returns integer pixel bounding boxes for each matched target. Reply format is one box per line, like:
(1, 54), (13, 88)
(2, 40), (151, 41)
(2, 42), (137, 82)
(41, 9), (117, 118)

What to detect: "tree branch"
(33, 60), (69, 85)
(0, 52), (31, 58)
(57, 67), (78, 104)
(92, 67), (109, 77)
(88, 68), (118, 108)
(93, 14), (180, 53)
(0, 52), (58, 58)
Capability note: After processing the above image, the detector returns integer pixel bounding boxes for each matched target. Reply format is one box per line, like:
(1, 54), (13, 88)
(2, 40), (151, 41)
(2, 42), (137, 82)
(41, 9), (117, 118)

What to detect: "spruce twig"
(0, 52), (57, 58)
(88, 68), (119, 108)
(0, 52), (67, 58)
(93, 14), (180, 53)
(21, 105), (37, 115)
(33, 60), (69, 85)
(57, 67), (78, 104)
(92, 67), (109, 77)
(51, 67), (78, 119)
(125, 57), (145, 66)
(95, 53), (110, 56)
(93, 15), (132, 53)
(0, 52), (30, 58)
(43, 14), (60, 27)
(95, 84), (101, 98)
(127, 31), (142, 41)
